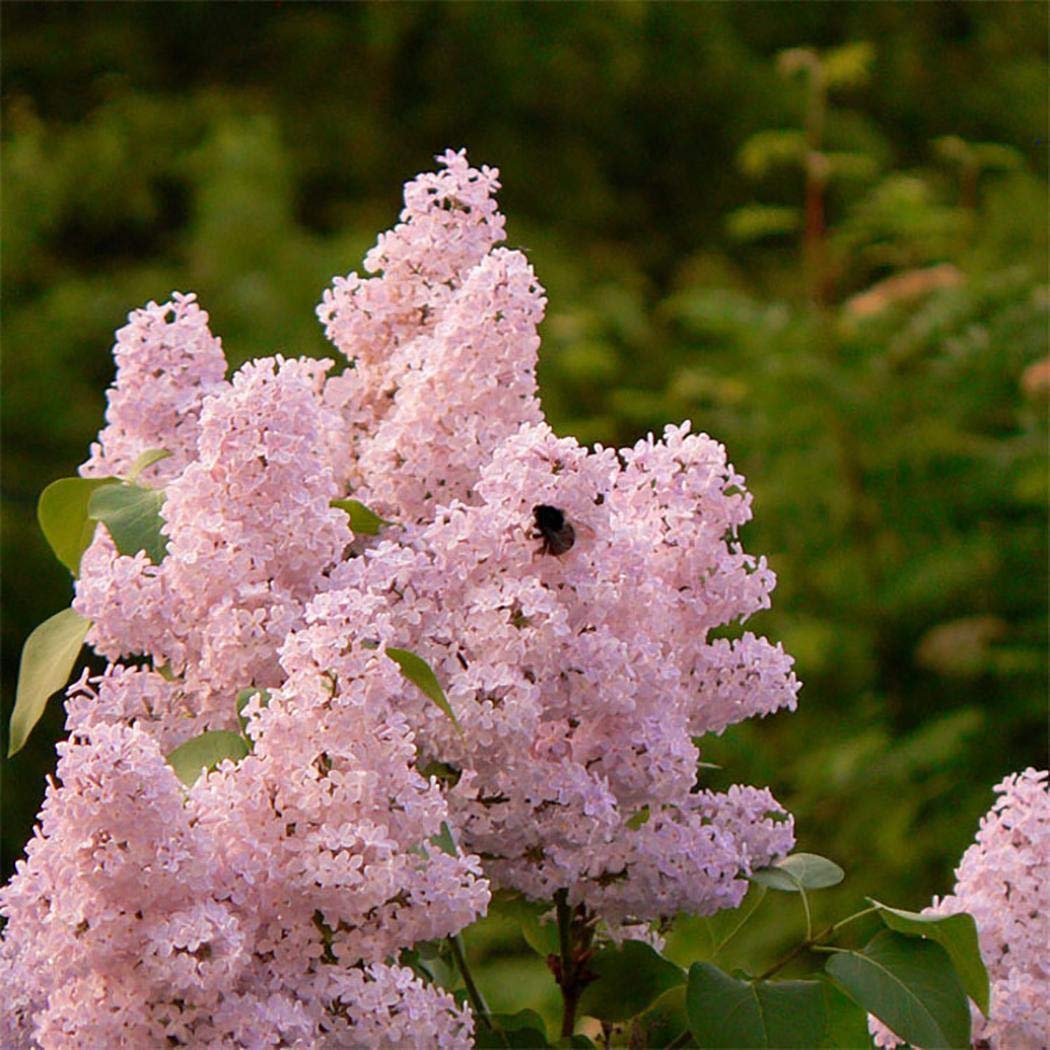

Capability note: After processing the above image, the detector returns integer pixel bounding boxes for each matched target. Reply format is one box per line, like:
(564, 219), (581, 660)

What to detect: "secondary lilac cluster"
(2, 665), (487, 1048)
(317, 149), (545, 520)
(869, 768), (1049, 1050)
(3, 150), (800, 1044)
(74, 354), (352, 735)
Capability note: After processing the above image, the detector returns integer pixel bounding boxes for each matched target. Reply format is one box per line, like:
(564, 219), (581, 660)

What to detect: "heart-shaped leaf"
(687, 963), (827, 1049)
(8, 608), (91, 756)
(825, 930), (970, 1049)
(578, 940), (685, 1024)
(870, 900), (989, 1015)
(751, 852), (844, 892)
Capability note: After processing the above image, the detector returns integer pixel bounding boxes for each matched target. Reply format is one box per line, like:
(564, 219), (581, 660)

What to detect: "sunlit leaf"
(125, 447), (172, 483)
(330, 498), (392, 535)
(386, 646), (460, 729)
(166, 730), (250, 786)
(9, 608), (91, 756)
(37, 476), (115, 575)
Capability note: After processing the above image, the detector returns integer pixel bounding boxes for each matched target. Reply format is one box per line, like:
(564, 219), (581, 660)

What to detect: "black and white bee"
(531, 504), (576, 557)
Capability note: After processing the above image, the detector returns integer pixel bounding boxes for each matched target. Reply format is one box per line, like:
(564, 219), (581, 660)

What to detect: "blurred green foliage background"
(2, 2), (1046, 1027)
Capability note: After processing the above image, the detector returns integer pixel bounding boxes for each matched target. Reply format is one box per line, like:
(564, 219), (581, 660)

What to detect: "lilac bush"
(2, 151), (802, 1045)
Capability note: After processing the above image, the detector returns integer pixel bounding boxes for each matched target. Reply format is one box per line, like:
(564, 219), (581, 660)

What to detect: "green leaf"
(823, 41), (874, 91)
(236, 687), (271, 734)
(825, 930), (971, 1049)
(166, 730), (250, 786)
(578, 940), (685, 1024)
(686, 963), (827, 1049)
(385, 647), (460, 729)
(491, 894), (560, 957)
(125, 447), (173, 483)
(88, 482), (168, 563)
(475, 1010), (551, 1049)
(37, 476), (116, 575)
(330, 498), (392, 535)
(8, 608), (91, 756)
(818, 977), (874, 1048)
(738, 129), (807, 178)
(751, 853), (845, 892)
(870, 900), (989, 1015)
(429, 820), (458, 857)
(726, 204), (801, 243)
(626, 804), (650, 829)
(632, 985), (690, 1048)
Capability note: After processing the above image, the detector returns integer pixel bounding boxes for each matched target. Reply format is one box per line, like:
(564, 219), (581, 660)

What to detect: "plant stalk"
(449, 933), (492, 1031)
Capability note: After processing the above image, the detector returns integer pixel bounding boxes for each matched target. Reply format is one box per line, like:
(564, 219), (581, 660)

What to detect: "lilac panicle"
(4, 149), (802, 1043)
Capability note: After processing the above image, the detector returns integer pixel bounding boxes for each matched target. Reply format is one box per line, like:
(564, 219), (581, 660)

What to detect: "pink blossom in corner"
(869, 768), (1049, 1049)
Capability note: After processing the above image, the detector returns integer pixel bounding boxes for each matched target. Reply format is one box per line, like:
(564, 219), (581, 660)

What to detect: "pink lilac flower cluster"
(282, 418), (797, 921)
(2, 663), (487, 1048)
(75, 354), (353, 735)
(869, 768), (1049, 1050)
(3, 149), (799, 1043)
(79, 292), (227, 484)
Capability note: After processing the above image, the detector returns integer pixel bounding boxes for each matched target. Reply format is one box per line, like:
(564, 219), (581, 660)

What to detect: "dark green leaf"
(818, 976), (874, 1048)
(686, 963), (827, 1049)
(37, 476), (116, 575)
(825, 930), (970, 1049)
(166, 730), (250, 786)
(88, 482), (168, 563)
(386, 646), (460, 729)
(578, 940), (685, 1024)
(475, 1011), (551, 1049)
(9, 608), (91, 756)
(492, 894), (560, 958)
(632, 985), (690, 1048)
(751, 853), (844, 892)
(870, 900), (989, 1015)
(125, 447), (172, 483)
(330, 498), (392, 535)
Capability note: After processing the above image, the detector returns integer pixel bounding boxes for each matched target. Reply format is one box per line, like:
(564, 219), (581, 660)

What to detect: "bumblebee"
(532, 504), (575, 556)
